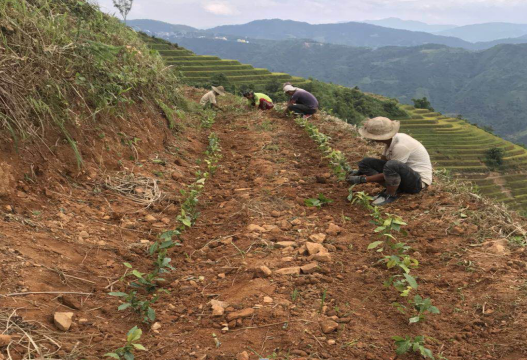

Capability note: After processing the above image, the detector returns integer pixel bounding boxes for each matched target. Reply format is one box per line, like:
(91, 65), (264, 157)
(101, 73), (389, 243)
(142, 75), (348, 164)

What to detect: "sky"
(96, 0), (527, 28)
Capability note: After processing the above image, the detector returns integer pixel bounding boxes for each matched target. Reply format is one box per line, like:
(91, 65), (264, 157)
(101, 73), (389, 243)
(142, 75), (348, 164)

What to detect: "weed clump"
(0, 0), (183, 164)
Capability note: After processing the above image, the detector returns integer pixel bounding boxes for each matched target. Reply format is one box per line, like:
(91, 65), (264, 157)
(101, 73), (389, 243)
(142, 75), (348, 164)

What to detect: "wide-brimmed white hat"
(212, 86), (225, 96)
(359, 117), (400, 140)
(283, 85), (297, 93)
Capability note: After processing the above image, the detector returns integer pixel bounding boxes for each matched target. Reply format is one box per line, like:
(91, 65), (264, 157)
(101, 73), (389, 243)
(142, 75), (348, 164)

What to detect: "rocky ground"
(1, 89), (527, 360)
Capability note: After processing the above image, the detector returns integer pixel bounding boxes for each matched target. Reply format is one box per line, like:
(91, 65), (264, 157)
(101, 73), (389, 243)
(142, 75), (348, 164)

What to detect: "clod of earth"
(247, 224), (266, 233)
(275, 266), (301, 275)
(313, 252), (332, 263)
(275, 241), (297, 248)
(236, 351), (249, 360)
(210, 299), (228, 317)
(226, 308), (255, 321)
(254, 265), (273, 278)
(263, 296), (273, 304)
(326, 223), (343, 236)
(320, 319), (339, 334)
(54, 312), (74, 331)
(300, 262), (319, 274)
(151, 322), (162, 331)
(305, 242), (327, 255)
(309, 233), (327, 243)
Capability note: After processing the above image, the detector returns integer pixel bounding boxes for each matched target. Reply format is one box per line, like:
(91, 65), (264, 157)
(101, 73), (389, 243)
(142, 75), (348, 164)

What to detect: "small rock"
(79, 230), (89, 239)
(313, 252), (332, 263)
(300, 262), (319, 274)
(291, 219), (302, 226)
(247, 224), (266, 233)
(237, 351), (249, 360)
(326, 223), (342, 236)
(305, 242), (326, 255)
(226, 308), (255, 321)
(0, 335), (12, 346)
(171, 171), (183, 180)
(218, 273), (226, 279)
(263, 296), (273, 304)
(337, 317), (352, 323)
(54, 312), (74, 331)
(254, 265), (272, 278)
(320, 319), (339, 334)
(145, 214), (157, 223)
(279, 220), (292, 231)
(151, 322), (162, 331)
(275, 266), (301, 275)
(327, 339), (336, 345)
(271, 211), (281, 218)
(309, 233), (326, 243)
(276, 241), (297, 248)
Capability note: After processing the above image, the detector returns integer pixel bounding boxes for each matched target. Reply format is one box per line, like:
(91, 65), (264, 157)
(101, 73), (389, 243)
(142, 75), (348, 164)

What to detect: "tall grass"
(0, 0), (183, 166)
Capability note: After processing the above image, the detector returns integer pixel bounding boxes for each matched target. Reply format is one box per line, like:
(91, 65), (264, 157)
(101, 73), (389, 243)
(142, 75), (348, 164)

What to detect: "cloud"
(202, 2), (239, 15)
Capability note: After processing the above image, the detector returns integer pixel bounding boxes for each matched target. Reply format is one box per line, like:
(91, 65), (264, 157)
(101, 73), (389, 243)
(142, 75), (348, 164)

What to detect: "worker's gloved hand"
(346, 175), (367, 185)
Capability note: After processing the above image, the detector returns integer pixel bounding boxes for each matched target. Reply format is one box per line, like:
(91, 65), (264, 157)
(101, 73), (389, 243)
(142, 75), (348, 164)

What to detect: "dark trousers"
(358, 158), (423, 194)
(288, 103), (317, 115)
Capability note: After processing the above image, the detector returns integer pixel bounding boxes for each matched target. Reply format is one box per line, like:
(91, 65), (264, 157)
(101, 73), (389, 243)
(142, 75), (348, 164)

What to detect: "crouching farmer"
(200, 86), (225, 110)
(283, 85), (318, 117)
(347, 117), (432, 206)
(243, 91), (274, 110)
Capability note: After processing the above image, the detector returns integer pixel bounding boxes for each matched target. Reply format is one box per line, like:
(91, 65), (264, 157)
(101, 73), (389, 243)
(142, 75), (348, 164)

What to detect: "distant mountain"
(473, 34), (527, 50)
(174, 36), (527, 144)
(437, 23), (527, 42)
(127, 19), (200, 35)
(363, 18), (456, 33)
(208, 19), (472, 49)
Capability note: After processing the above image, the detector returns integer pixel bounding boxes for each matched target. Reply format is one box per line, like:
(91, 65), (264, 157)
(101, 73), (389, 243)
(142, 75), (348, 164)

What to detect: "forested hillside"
(173, 37), (527, 144)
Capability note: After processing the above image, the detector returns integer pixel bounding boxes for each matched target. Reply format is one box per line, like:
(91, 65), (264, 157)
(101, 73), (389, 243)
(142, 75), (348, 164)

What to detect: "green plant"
(349, 190), (373, 209)
(484, 147), (504, 168)
(384, 273), (418, 297)
(393, 335), (435, 359)
(105, 326), (146, 359)
(109, 290), (158, 323)
(304, 194), (334, 209)
(409, 295), (440, 324)
(291, 289), (300, 302)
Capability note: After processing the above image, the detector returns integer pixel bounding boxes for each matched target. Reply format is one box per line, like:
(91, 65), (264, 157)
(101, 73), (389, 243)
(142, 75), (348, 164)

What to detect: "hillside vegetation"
(0, 0), (183, 169)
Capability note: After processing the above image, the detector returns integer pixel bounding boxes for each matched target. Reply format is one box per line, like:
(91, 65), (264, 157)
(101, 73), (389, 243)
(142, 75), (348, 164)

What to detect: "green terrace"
(144, 37), (311, 89)
(397, 105), (527, 212)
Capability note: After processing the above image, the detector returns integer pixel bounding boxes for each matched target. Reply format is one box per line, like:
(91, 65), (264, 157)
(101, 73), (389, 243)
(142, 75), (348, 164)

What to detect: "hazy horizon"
(95, 0), (527, 29)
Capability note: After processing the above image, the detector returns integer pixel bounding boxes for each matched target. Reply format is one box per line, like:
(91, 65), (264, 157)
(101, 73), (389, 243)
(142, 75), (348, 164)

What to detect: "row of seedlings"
(291, 114), (444, 359)
(106, 131), (222, 359)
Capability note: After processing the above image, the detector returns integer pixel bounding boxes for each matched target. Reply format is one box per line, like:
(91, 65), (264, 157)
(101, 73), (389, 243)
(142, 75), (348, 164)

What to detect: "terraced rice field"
(396, 105), (527, 212)
(146, 37), (310, 89)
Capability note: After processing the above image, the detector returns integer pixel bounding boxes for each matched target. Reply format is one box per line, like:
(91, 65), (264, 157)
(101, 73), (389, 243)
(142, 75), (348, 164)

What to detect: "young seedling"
(384, 273), (418, 297)
(105, 326), (146, 359)
(109, 290), (158, 323)
(350, 190), (373, 209)
(319, 289), (327, 313)
(392, 335), (435, 359)
(291, 289), (300, 302)
(409, 295), (440, 324)
(305, 194), (333, 209)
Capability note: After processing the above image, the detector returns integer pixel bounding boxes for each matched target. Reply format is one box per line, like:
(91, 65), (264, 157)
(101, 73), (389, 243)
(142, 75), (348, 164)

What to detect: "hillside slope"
(1, 2), (527, 360)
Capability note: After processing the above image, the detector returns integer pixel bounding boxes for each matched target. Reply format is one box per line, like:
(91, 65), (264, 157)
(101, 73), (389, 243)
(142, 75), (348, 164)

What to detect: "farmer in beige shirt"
(200, 86), (225, 110)
(347, 117), (433, 206)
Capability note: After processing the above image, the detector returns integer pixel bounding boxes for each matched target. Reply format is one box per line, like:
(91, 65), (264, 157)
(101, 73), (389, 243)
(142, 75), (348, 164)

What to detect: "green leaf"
(133, 344), (147, 351)
(132, 270), (143, 278)
(109, 292), (128, 297)
(118, 303), (132, 311)
(123, 262), (132, 268)
(126, 326), (142, 342)
(409, 316), (421, 324)
(367, 241), (384, 250)
(147, 307), (156, 321)
(123, 353), (134, 360)
(430, 306), (440, 314)
(403, 273), (418, 289)
(104, 353), (120, 359)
